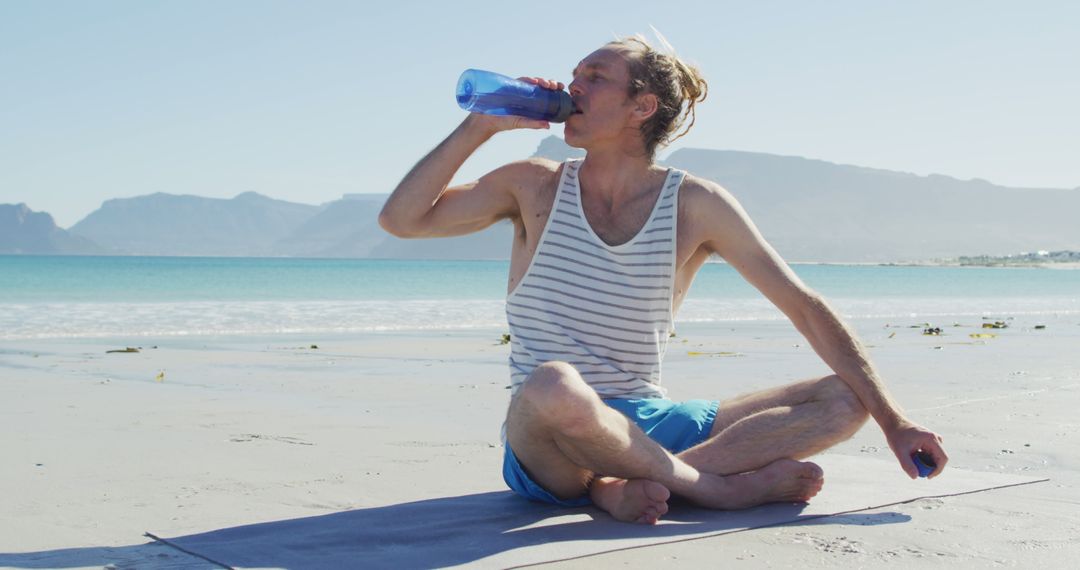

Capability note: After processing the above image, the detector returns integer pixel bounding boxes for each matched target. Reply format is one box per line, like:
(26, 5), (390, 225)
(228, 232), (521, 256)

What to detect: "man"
(379, 36), (948, 524)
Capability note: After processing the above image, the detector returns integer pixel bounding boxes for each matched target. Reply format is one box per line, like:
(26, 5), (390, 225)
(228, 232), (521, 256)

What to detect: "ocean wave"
(1, 295), (1077, 340)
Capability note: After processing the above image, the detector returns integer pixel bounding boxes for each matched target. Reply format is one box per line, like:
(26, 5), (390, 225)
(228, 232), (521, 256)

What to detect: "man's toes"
(643, 480), (671, 502)
(627, 480), (669, 524)
(799, 462), (824, 480)
(803, 459), (825, 479)
(798, 476), (824, 500)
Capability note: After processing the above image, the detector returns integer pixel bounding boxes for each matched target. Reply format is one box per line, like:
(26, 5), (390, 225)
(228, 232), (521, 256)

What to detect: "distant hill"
(664, 148), (1080, 261)
(274, 193), (387, 257)
(54, 137), (1080, 261)
(70, 191), (322, 256)
(272, 193), (514, 259)
(365, 220), (514, 260)
(534, 135), (586, 162)
(0, 203), (102, 254)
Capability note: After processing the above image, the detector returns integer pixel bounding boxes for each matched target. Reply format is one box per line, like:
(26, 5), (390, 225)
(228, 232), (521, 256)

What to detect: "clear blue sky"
(2, 0), (1078, 227)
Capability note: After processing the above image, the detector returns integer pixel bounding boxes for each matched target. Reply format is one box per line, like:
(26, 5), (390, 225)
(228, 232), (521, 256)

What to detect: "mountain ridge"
(69, 192), (322, 256)
(4, 137), (1077, 260)
(0, 203), (103, 254)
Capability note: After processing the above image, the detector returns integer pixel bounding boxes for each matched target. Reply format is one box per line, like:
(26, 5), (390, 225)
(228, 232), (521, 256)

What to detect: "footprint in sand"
(917, 498), (946, 510)
(880, 546), (938, 560)
(793, 532), (864, 554)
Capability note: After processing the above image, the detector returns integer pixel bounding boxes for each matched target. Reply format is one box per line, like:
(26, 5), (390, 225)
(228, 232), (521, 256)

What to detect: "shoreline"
(699, 259), (1080, 269)
(6, 308), (1080, 345)
(6, 252), (1079, 269)
(799, 260), (1080, 269)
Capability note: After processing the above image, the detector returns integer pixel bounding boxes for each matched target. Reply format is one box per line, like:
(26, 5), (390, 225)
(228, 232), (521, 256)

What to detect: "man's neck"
(578, 147), (656, 207)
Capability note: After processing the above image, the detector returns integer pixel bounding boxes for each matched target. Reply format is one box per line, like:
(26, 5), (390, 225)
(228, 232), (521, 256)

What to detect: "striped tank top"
(506, 158), (684, 399)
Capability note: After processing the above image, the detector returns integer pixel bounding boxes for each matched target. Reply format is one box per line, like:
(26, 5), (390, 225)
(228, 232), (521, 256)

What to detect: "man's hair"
(607, 34), (708, 158)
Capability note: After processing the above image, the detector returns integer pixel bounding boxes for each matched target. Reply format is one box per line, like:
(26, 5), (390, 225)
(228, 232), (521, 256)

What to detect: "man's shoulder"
(502, 157), (562, 176)
(678, 172), (737, 209)
(492, 158), (562, 190)
(675, 171), (763, 250)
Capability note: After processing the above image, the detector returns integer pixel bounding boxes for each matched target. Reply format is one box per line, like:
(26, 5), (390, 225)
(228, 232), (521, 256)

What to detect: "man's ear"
(633, 93), (659, 123)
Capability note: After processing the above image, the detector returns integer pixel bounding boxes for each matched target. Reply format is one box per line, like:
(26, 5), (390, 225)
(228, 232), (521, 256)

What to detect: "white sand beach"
(2, 314), (1078, 568)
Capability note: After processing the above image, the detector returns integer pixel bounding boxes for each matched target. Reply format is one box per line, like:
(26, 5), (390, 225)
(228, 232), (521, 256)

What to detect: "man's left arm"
(690, 180), (948, 478)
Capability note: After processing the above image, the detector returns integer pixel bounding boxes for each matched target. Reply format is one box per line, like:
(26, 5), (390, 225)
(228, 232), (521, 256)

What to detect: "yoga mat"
(148, 455), (1047, 569)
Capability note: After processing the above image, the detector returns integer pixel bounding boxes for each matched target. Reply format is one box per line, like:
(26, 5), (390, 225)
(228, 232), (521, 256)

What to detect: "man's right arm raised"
(379, 84), (560, 239)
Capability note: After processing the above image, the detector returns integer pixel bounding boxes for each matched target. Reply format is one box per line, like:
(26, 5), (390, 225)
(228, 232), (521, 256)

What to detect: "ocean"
(1, 255), (1078, 340)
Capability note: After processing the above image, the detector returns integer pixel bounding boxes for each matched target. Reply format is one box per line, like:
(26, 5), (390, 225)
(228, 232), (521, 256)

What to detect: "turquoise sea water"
(1, 255), (1078, 340)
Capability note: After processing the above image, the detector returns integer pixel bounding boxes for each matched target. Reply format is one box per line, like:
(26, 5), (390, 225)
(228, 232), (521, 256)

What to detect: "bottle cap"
(912, 451), (936, 478)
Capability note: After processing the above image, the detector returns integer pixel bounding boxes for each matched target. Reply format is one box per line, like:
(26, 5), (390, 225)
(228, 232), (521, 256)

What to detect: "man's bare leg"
(506, 362), (825, 524)
(678, 375), (870, 475)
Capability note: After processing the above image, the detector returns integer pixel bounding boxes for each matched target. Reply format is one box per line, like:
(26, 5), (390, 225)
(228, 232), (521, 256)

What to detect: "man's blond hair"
(607, 33), (708, 158)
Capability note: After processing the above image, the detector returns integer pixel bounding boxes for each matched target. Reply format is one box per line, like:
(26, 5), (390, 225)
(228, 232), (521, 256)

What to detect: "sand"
(2, 313), (1078, 567)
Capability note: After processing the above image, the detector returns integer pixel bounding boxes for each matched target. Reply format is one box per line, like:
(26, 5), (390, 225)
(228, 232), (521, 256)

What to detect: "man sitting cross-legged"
(380, 35), (948, 524)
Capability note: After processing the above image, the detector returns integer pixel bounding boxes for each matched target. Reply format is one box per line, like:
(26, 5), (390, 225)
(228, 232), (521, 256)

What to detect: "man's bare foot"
(590, 476), (671, 524)
(691, 459), (824, 510)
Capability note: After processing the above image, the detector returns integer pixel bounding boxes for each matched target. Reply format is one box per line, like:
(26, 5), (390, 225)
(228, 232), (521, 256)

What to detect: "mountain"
(534, 135), (586, 162)
(70, 191), (322, 256)
(0, 203), (103, 254)
(365, 220), (514, 260)
(272, 193), (514, 259)
(274, 193), (387, 257)
(55, 137), (1080, 261)
(663, 148), (1080, 261)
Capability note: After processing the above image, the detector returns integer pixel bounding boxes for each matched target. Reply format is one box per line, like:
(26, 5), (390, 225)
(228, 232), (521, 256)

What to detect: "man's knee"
(515, 361), (599, 428)
(818, 375), (870, 435)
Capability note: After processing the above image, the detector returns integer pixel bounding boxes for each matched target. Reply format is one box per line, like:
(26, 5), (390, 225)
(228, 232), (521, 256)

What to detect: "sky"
(2, 0), (1078, 228)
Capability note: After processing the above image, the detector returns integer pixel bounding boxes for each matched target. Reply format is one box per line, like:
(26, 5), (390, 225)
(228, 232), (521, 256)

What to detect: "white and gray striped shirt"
(506, 158), (684, 399)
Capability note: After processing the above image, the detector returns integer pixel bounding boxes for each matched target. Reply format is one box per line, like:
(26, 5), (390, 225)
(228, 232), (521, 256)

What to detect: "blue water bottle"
(456, 69), (576, 123)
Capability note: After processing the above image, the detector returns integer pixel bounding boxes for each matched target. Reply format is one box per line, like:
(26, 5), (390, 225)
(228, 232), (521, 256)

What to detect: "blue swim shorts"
(502, 398), (719, 507)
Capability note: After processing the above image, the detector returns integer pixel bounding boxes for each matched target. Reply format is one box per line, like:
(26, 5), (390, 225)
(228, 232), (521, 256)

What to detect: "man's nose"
(568, 81), (583, 96)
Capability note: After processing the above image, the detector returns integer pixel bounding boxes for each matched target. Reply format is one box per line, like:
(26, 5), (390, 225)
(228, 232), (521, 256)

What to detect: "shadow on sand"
(0, 491), (910, 569)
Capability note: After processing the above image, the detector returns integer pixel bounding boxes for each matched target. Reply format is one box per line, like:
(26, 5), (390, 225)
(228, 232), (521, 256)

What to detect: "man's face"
(564, 46), (640, 149)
